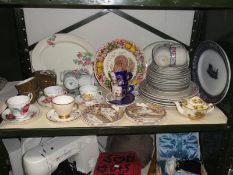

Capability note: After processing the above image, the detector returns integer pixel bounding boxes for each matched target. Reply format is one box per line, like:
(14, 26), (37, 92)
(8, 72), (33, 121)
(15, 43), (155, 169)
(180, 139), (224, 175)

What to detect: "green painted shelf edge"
(0, 0), (233, 8)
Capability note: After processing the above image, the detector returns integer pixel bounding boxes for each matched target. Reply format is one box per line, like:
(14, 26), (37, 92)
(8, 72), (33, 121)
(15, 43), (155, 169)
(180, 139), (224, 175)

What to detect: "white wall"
(23, 8), (194, 50)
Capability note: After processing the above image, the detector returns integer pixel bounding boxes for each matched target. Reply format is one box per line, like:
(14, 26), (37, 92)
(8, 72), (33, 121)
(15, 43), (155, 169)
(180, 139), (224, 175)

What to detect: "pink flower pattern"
(73, 51), (93, 67)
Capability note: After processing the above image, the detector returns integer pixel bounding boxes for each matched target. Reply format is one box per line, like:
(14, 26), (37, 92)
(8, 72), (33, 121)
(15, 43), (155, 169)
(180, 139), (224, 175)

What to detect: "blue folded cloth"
(156, 133), (200, 161)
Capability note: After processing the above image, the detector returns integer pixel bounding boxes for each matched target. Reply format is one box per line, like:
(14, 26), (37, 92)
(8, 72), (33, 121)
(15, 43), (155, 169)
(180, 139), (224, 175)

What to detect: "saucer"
(106, 93), (135, 106)
(1, 105), (39, 122)
(37, 95), (53, 108)
(46, 109), (81, 122)
(75, 94), (104, 107)
(82, 104), (123, 126)
(125, 103), (166, 124)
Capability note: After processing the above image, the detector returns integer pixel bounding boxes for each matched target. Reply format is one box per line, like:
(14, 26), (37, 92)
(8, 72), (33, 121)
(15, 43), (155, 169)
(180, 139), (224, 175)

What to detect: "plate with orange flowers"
(94, 39), (147, 90)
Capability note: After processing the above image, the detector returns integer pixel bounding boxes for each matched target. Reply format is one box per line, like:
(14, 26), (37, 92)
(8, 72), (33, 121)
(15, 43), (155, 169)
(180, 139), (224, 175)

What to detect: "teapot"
(174, 96), (214, 120)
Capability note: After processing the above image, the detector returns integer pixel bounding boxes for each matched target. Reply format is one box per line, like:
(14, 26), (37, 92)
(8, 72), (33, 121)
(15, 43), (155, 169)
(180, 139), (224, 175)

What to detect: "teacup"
(111, 84), (134, 100)
(61, 70), (95, 91)
(15, 77), (38, 92)
(152, 43), (189, 67)
(6, 94), (33, 120)
(61, 70), (79, 90)
(79, 85), (102, 101)
(114, 70), (133, 86)
(52, 95), (75, 119)
(44, 86), (65, 97)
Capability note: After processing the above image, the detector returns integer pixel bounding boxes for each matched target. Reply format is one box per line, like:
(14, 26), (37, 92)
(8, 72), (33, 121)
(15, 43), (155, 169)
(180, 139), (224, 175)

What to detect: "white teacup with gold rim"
(52, 95), (75, 119)
(175, 96), (214, 120)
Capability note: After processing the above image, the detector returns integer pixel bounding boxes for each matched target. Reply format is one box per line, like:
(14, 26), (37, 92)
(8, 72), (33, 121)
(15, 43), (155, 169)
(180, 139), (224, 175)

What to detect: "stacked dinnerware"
(139, 42), (199, 107)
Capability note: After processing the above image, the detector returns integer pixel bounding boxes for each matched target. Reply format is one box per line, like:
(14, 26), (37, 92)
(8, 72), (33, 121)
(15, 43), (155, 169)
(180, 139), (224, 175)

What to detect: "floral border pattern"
(94, 39), (146, 90)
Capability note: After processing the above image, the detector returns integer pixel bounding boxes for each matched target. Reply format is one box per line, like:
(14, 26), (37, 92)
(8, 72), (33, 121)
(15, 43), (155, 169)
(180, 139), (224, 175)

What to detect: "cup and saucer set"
(37, 85), (65, 108)
(46, 95), (82, 122)
(1, 94), (39, 122)
(106, 70), (136, 106)
(1, 76), (42, 123)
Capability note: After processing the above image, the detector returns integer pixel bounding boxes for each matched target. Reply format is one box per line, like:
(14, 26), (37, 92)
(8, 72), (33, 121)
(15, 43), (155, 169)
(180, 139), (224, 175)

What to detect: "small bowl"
(15, 77), (38, 92)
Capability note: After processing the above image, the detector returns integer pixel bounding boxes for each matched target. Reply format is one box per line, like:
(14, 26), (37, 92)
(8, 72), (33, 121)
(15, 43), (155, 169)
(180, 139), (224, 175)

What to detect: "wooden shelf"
(0, 82), (228, 137)
(0, 101), (228, 137)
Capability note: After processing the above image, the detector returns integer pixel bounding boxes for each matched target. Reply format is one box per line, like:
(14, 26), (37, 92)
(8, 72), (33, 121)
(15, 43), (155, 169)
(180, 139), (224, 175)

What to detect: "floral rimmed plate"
(125, 103), (166, 124)
(94, 39), (147, 90)
(46, 109), (81, 122)
(1, 105), (39, 122)
(32, 33), (95, 84)
(82, 104), (123, 126)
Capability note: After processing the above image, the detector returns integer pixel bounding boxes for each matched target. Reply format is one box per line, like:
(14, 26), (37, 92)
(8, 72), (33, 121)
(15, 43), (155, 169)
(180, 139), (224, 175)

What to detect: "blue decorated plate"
(192, 40), (231, 104)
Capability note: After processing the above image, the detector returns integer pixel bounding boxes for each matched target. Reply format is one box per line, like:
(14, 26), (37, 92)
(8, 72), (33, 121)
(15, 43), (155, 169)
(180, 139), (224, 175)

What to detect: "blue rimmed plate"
(192, 40), (231, 104)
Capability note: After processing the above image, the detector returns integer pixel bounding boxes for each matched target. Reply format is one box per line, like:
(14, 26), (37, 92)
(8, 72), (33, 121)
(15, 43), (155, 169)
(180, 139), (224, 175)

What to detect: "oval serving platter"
(31, 33), (95, 85)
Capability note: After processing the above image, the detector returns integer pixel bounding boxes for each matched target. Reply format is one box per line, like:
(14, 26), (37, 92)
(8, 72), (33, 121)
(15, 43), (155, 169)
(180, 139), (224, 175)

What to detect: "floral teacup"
(6, 94), (33, 120)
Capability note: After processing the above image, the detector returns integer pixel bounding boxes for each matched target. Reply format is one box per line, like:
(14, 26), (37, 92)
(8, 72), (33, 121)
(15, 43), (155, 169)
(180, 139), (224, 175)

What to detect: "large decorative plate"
(94, 39), (146, 90)
(192, 40), (231, 104)
(32, 33), (95, 84)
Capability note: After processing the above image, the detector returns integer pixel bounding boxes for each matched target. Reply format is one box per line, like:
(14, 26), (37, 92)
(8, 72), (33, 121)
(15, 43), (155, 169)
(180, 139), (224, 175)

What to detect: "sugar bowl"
(175, 96), (214, 120)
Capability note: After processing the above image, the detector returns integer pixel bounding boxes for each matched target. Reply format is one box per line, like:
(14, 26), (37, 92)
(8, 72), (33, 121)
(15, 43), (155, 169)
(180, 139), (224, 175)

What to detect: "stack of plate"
(139, 80), (199, 107)
(139, 42), (199, 107)
(147, 61), (191, 92)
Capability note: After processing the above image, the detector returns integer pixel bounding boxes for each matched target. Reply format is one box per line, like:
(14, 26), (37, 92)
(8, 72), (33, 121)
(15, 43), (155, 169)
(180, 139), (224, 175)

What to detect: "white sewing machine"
(23, 136), (99, 175)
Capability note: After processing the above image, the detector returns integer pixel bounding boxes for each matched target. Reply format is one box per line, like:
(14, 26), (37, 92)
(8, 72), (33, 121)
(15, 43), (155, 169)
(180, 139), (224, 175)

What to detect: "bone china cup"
(79, 85), (102, 101)
(44, 86), (65, 97)
(7, 94), (33, 120)
(52, 95), (75, 119)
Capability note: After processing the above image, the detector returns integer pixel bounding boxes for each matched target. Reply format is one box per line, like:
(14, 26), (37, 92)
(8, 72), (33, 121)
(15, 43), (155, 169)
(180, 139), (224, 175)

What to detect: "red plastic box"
(93, 152), (141, 175)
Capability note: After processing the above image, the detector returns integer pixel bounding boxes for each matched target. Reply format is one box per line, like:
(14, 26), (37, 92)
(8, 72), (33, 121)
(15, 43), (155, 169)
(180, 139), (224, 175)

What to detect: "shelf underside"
(0, 0), (233, 8)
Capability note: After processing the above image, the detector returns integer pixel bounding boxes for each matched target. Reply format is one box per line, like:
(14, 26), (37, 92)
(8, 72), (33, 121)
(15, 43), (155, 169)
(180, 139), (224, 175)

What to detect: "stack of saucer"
(139, 42), (199, 107)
